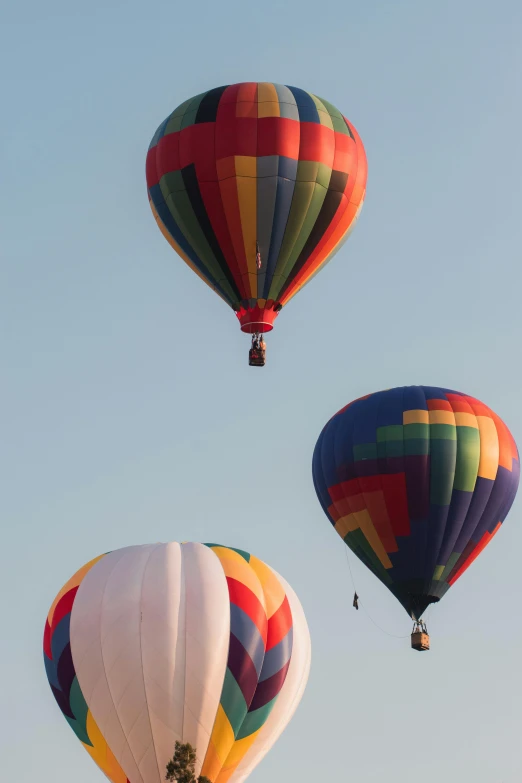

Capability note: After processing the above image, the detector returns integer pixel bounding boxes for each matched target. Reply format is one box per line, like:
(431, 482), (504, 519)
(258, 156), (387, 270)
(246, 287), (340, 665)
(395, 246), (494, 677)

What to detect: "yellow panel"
(432, 565), (445, 581)
(211, 547), (265, 606)
(222, 728), (261, 767)
(403, 409), (429, 425)
(83, 712), (128, 783)
(476, 415), (500, 480)
(454, 412), (478, 428)
(257, 82), (279, 103)
(234, 156), (257, 178)
(236, 176), (257, 297)
(201, 739), (227, 782)
(429, 410), (455, 426)
(334, 513), (359, 539)
(257, 100), (281, 118)
(249, 556), (285, 618)
(354, 509), (393, 569)
(207, 705), (235, 767)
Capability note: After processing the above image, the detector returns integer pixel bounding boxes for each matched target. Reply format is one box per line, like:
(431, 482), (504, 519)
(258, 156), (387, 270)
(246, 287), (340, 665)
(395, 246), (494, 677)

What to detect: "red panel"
(218, 177), (248, 296)
(215, 107), (257, 159)
(332, 133), (356, 174)
(445, 394), (474, 414)
(227, 577), (267, 643)
(266, 595), (292, 651)
(235, 82), (258, 118)
(199, 180), (243, 292)
(146, 148), (160, 188)
(43, 620), (52, 659)
(156, 132), (180, 176)
(427, 399), (452, 412)
(298, 123), (335, 166)
(257, 117), (300, 159)
(381, 473), (410, 537)
(236, 82), (258, 103)
(51, 587), (78, 634)
(179, 124), (215, 177)
(220, 83), (243, 104)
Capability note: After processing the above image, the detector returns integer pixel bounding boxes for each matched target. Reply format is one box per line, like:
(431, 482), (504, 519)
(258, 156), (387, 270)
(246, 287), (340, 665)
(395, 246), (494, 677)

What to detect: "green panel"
(429, 438), (457, 506)
(316, 96), (344, 120)
(404, 423), (430, 440)
(296, 161), (320, 182)
(180, 92), (207, 129)
(453, 426), (480, 492)
(310, 94), (334, 130)
(160, 171), (185, 196)
(384, 440), (404, 458)
(275, 180), (316, 269)
(353, 442), (377, 461)
(316, 162), (332, 189)
(377, 425), (403, 442)
(404, 438), (430, 456)
(280, 182), (330, 274)
(439, 551), (461, 582)
(164, 98), (194, 135)
(164, 113), (184, 134)
(65, 678), (91, 745)
(220, 668), (248, 736)
(430, 423), (456, 440)
(172, 97), (195, 119)
(236, 698), (277, 740)
(180, 109), (198, 130)
(164, 191), (237, 303)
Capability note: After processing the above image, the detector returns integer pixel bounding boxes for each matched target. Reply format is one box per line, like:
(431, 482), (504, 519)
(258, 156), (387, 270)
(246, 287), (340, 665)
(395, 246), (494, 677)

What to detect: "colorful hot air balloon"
(312, 386), (519, 635)
(43, 542), (311, 783)
(146, 82), (367, 365)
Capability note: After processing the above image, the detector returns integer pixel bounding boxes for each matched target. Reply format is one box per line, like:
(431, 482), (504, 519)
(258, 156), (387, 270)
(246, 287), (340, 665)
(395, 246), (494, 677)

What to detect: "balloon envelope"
(43, 542), (311, 783)
(312, 386), (520, 619)
(146, 82), (367, 334)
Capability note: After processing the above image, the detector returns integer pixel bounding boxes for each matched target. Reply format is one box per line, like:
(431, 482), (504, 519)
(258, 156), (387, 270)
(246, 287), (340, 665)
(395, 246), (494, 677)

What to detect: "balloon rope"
(342, 547), (410, 639)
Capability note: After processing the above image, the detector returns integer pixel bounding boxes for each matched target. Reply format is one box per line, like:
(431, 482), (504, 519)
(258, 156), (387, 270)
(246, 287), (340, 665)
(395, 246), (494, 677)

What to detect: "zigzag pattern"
(202, 545), (293, 783)
(43, 555), (130, 783)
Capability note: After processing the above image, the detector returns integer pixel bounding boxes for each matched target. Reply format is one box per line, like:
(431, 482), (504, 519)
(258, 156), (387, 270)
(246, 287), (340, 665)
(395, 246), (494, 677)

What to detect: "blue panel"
(259, 628), (293, 682)
(286, 86), (320, 124)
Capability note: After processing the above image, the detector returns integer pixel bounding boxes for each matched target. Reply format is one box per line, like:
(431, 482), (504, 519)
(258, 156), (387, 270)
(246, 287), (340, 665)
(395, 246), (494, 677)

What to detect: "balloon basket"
(411, 631), (430, 651)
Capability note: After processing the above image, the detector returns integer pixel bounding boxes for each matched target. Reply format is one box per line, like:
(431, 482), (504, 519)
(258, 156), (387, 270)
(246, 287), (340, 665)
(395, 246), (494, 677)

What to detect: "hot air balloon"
(146, 82), (367, 366)
(43, 542), (311, 783)
(312, 386), (519, 650)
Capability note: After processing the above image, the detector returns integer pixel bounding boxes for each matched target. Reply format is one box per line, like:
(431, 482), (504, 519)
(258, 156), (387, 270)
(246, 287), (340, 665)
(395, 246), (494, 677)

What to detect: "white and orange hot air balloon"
(43, 542), (311, 783)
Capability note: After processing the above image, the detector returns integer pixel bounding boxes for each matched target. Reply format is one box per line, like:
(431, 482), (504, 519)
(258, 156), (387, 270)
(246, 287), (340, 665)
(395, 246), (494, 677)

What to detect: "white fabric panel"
(139, 542), (185, 783)
(229, 572), (311, 783)
(180, 543), (230, 777)
(70, 542), (231, 783)
(71, 545), (156, 783)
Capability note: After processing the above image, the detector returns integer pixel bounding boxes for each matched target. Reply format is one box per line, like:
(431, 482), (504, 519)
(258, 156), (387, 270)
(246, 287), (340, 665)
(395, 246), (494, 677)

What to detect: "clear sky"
(3, 0), (522, 781)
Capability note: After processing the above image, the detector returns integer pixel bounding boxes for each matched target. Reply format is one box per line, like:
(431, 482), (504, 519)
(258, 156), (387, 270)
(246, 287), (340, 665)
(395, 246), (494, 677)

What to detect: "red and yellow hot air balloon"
(146, 82), (367, 365)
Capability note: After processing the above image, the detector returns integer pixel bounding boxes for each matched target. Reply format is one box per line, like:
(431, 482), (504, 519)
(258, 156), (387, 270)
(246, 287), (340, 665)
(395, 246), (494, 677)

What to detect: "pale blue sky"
(3, 0), (522, 781)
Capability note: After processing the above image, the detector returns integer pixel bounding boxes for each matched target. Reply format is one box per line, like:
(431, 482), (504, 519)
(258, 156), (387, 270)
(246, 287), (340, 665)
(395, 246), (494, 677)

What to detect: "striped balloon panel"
(312, 386), (520, 619)
(43, 553), (131, 783)
(43, 543), (308, 783)
(201, 545), (293, 783)
(146, 82), (367, 318)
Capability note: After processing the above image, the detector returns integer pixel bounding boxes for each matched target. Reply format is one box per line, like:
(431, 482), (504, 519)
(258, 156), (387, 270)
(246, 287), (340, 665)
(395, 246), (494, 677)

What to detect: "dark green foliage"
(165, 741), (212, 783)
